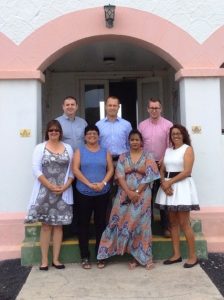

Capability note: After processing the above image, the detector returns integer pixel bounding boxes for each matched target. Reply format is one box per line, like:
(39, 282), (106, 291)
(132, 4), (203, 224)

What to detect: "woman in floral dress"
(26, 120), (74, 270)
(97, 129), (160, 269)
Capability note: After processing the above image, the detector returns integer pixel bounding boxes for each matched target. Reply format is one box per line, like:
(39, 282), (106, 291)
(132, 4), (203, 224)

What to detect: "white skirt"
(155, 177), (200, 211)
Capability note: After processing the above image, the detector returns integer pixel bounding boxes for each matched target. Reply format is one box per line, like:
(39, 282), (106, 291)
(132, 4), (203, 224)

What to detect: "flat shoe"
(163, 257), (182, 265)
(183, 259), (198, 268)
(81, 258), (92, 270)
(39, 266), (48, 271)
(97, 260), (106, 269)
(52, 263), (65, 269)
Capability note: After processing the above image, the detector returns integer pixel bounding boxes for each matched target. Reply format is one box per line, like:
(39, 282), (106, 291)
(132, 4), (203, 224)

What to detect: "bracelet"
(103, 181), (107, 186)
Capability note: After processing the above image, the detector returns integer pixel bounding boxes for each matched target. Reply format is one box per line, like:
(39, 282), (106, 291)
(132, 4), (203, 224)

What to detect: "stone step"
(23, 218), (204, 242)
(21, 219), (208, 266)
(21, 234), (207, 265)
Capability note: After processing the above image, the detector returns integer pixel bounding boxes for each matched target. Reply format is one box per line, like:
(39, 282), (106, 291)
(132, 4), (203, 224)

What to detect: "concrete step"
(21, 234), (207, 266)
(21, 219), (208, 266)
(23, 217), (204, 242)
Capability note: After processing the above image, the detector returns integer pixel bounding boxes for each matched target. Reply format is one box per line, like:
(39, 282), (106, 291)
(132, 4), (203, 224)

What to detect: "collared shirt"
(138, 116), (173, 161)
(96, 117), (132, 156)
(56, 114), (87, 151)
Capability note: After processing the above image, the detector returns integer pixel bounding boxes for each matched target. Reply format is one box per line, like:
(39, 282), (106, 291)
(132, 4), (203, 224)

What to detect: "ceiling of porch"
(48, 39), (171, 73)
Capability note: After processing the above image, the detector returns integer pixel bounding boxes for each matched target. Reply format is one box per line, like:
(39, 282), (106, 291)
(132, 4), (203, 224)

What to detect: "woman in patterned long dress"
(97, 129), (160, 269)
(155, 124), (200, 268)
(26, 120), (74, 271)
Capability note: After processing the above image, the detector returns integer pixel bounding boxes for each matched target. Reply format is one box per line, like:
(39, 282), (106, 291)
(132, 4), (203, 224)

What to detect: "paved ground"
(17, 260), (224, 300)
(1, 254), (224, 300)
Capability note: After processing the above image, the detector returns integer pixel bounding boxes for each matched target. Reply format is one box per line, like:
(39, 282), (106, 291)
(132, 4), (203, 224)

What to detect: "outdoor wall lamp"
(104, 4), (116, 28)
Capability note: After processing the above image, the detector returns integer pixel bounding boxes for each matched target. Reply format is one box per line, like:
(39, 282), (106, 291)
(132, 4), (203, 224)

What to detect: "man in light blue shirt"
(56, 96), (87, 237)
(96, 96), (132, 222)
(96, 96), (132, 161)
(56, 96), (87, 151)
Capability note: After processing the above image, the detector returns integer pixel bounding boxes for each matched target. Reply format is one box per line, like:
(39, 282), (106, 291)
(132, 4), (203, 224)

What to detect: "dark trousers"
(71, 181), (78, 234)
(106, 182), (118, 224)
(152, 178), (169, 231)
(76, 190), (109, 259)
(106, 158), (119, 223)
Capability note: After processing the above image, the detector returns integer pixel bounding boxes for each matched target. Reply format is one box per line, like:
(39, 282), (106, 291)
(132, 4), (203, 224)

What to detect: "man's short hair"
(148, 98), (162, 107)
(63, 96), (78, 105)
(105, 96), (120, 105)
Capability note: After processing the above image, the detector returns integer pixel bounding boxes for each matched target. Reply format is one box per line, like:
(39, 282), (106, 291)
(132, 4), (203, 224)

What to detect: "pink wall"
(0, 7), (224, 80)
(0, 213), (25, 260)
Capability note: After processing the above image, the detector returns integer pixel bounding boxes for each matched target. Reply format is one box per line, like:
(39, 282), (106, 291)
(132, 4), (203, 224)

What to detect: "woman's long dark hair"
(169, 124), (191, 147)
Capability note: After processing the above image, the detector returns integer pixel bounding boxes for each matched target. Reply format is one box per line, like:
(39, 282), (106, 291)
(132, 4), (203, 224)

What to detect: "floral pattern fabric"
(97, 151), (160, 266)
(25, 148), (73, 225)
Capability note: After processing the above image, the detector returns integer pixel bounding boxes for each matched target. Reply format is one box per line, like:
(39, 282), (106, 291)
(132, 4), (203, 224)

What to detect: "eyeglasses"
(48, 129), (60, 133)
(149, 107), (161, 110)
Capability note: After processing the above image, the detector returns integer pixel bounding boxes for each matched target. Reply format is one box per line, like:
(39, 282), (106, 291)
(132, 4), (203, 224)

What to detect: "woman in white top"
(26, 120), (74, 271)
(155, 124), (199, 268)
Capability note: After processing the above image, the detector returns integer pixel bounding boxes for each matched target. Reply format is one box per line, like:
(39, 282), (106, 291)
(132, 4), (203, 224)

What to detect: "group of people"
(25, 95), (200, 271)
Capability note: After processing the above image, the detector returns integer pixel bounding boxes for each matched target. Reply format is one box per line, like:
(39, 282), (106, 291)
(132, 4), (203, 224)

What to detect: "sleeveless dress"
(155, 144), (200, 211)
(26, 148), (73, 225)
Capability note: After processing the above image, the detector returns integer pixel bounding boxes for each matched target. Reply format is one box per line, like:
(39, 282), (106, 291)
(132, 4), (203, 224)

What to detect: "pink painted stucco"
(0, 212), (25, 260)
(202, 25), (224, 68)
(192, 208), (224, 252)
(0, 208), (223, 260)
(175, 68), (224, 81)
(0, 7), (223, 80)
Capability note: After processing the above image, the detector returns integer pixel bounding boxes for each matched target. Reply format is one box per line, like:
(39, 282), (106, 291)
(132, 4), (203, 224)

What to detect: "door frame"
(79, 72), (164, 123)
(79, 79), (109, 119)
(137, 77), (163, 124)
